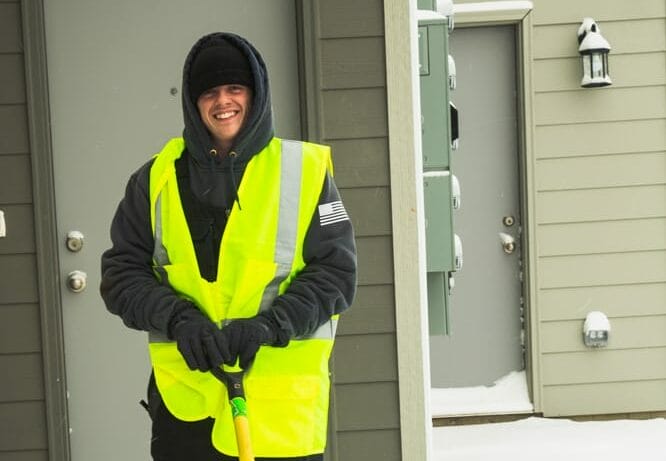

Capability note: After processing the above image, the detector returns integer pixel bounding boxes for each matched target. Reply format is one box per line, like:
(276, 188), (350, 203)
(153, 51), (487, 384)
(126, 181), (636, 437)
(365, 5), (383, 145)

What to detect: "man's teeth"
(214, 112), (235, 120)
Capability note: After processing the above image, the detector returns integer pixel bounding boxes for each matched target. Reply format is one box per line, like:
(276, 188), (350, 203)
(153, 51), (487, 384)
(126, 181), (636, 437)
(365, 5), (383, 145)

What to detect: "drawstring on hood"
(228, 151), (241, 210)
(181, 32), (274, 209)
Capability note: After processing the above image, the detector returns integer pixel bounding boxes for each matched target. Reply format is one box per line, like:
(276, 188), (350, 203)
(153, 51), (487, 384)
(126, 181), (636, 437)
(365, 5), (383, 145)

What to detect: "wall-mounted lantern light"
(577, 18), (612, 88)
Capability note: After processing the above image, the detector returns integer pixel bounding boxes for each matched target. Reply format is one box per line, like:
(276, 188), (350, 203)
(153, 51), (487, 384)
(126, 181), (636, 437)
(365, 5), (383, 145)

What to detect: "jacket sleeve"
(267, 172), (357, 340)
(100, 160), (194, 335)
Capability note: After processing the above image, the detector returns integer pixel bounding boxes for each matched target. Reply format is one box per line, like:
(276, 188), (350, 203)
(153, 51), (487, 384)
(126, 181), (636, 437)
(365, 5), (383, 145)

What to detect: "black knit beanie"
(189, 38), (254, 102)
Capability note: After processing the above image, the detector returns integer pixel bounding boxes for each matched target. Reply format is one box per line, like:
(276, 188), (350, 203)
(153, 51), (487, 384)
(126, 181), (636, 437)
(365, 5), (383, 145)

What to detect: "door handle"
(66, 270), (88, 293)
(498, 232), (516, 254)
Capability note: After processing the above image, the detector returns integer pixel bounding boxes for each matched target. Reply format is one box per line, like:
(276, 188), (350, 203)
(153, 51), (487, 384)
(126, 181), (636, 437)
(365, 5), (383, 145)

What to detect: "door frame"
(452, 2), (539, 411)
(21, 1), (70, 459)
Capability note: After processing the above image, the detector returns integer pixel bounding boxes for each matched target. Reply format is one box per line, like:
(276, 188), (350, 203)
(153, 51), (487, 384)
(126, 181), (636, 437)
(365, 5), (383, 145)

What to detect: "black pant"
(147, 374), (323, 461)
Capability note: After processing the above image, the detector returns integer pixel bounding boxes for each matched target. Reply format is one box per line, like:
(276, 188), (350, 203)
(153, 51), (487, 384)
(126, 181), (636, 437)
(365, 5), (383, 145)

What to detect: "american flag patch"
(318, 201), (349, 226)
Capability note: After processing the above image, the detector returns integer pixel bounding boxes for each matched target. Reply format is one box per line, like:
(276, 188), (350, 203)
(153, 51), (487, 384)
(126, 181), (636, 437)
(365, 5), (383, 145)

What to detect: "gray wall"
(0, 1), (49, 459)
(308, 0), (403, 459)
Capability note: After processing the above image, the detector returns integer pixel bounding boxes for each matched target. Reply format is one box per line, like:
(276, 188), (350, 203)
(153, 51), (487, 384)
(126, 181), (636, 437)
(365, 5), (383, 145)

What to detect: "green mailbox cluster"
(417, 6), (461, 336)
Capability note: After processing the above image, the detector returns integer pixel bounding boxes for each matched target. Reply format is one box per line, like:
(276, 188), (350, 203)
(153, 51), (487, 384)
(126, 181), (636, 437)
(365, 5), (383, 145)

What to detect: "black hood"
(181, 32), (274, 208)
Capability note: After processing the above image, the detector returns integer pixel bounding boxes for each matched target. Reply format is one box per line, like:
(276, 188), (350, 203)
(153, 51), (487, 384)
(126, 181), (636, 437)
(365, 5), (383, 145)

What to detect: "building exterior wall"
(532, 0), (666, 417)
(455, 0), (666, 416)
(308, 0), (404, 459)
(0, 1), (49, 459)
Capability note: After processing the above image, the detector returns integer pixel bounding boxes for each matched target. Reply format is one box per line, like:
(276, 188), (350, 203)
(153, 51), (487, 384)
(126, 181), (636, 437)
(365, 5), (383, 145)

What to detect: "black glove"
(220, 315), (280, 370)
(168, 305), (230, 372)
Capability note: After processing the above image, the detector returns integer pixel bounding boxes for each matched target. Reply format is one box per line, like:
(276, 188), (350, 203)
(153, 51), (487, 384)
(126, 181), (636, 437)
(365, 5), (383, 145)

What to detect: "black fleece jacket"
(100, 32), (356, 341)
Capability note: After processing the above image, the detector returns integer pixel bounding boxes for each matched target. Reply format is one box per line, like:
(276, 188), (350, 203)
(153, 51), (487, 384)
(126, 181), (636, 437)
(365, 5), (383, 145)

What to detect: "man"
(100, 32), (357, 461)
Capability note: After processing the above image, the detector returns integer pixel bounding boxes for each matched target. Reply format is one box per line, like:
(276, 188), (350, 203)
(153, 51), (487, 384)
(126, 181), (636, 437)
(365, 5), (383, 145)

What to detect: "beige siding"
(453, 0), (666, 417)
(537, 184), (666, 223)
(453, 0), (666, 24)
(536, 152), (666, 191)
(0, 2), (49, 459)
(535, 86), (666, 125)
(530, 0), (666, 415)
(540, 283), (666, 321)
(542, 380), (666, 416)
(536, 119), (666, 158)
(542, 348), (666, 385)
(534, 52), (666, 92)
(312, 0), (399, 458)
(541, 315), (666, 353)
(538, 251), (666, 288)
(533, 18), (666, 59)
(538, 218), (666, 256)
(530, 0), (666, 25)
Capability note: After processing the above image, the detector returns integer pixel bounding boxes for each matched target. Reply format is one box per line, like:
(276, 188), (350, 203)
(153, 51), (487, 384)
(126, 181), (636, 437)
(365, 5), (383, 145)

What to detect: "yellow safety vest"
(147, 137), (336, 457)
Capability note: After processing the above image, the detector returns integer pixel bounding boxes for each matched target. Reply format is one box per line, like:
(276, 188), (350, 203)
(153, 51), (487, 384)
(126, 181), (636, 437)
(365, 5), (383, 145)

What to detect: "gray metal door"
(429, 26), (524, 389)
(44, 2), (300, 458)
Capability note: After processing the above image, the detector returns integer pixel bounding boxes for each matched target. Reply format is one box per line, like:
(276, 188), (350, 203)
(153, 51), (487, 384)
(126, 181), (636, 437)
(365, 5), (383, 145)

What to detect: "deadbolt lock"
(66, 270), (87, 293)
(66, 231), (85, 252)
(503, 216), (515, 227)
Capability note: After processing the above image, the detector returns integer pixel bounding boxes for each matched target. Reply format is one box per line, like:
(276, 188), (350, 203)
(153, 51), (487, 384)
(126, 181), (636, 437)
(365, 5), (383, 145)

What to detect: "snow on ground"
(431, 371), (533, 417)
(430, 371), (665, 460)
(432, 416), (666, 460)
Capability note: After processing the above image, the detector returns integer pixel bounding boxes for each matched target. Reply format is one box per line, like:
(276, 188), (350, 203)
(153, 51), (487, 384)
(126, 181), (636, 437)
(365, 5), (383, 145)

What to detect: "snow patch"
(431, 370), (533, 417)
(453, 1), (533, 14)
(417, 9), (450, 21)
(432, 417), (666, 461)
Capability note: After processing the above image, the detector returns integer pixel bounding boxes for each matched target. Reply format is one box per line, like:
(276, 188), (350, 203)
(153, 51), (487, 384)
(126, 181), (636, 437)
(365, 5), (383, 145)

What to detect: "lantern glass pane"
(603, 53), (609, 76)
(592, 53), (603, 78)
(582, 55), (592, 78)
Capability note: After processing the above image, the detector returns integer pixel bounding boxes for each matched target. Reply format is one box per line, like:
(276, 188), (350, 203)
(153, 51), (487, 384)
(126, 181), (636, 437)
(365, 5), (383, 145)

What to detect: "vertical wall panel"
(0, 2), (48, 458)
(310, 0), (399, 459)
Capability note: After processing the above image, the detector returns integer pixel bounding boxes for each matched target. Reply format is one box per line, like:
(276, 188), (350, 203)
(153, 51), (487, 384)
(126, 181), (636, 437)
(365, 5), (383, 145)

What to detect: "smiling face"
(196, 84), (252, 154)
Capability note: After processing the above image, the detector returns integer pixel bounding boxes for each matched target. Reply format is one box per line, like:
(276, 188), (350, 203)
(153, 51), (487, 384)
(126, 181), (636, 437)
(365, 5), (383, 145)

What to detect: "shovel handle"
(212, 367), (255, 461)
(230, 396), (254, 461)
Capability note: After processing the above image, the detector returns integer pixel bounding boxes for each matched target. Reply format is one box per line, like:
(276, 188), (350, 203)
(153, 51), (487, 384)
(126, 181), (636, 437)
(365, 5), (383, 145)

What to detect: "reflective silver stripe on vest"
(153, 194), (170, 266)
(307, 317), (338, 340)
(258, 140), (303, 312)
(151, 194), (172, 344)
